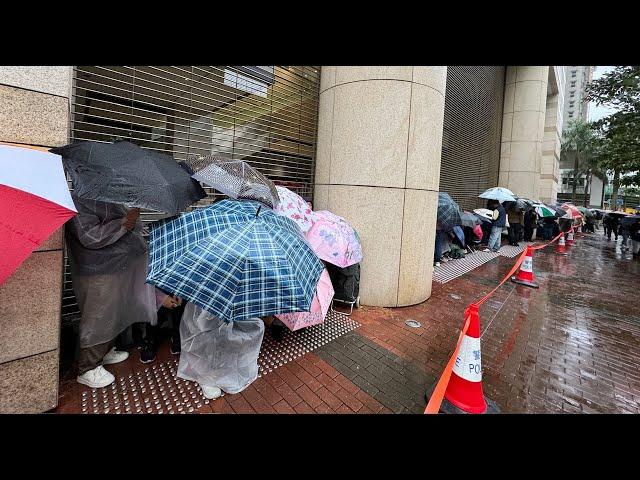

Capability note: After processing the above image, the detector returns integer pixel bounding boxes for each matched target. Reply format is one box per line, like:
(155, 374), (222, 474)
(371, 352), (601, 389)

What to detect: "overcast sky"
(588, 66), (618, 121)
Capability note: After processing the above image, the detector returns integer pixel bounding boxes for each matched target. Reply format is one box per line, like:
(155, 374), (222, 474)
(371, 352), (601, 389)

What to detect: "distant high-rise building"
(559, 66), (603, 206)
(562, 66), (594, 130)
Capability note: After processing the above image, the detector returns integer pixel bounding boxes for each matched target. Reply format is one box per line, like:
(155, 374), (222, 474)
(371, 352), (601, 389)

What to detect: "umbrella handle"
(256, 205), (262, 218)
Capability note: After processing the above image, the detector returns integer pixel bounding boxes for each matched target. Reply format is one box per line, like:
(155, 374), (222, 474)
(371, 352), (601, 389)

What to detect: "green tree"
(586, 66), (640, 209)
(561, 119), (597, 204)
(592, 112), (640, 209)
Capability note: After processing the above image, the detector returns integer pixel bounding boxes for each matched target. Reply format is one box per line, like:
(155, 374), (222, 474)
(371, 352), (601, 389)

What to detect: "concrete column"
(0, 66), (72, 413)
(314, 66), (446, 307)
(499, 66), (549, 200)
(539, 92), (561, 203)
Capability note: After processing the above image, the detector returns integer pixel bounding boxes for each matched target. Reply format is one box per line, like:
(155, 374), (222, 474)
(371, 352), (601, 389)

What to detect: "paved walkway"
(54, 233), (640, 414)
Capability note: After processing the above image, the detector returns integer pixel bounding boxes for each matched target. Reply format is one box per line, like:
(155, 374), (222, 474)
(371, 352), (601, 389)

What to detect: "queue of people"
(434, 187), (594, 268)
(10, 141), (365, 402)
(600, 209), (640, 256)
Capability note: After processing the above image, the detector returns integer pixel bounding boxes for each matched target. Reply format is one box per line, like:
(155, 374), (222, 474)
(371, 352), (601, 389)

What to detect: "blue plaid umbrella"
(146, 199), (324, 322)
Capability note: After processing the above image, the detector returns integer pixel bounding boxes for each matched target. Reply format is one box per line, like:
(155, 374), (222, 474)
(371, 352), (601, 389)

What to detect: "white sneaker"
(434, 262), (441, 267)
(77, 365), (115, 388)
(482, 248), (491, 252)
(201, 385), (222, 400)
(102, 347), (129, 365)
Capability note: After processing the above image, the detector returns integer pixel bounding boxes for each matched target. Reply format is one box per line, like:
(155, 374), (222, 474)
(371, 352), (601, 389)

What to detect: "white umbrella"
(473, 208), (493, 221)
(479, 187), (516, 203)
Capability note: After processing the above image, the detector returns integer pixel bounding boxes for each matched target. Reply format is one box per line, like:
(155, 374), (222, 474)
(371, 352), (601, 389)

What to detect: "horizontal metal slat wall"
(63, 65), (321, 320)
(439, 66), (505, 211)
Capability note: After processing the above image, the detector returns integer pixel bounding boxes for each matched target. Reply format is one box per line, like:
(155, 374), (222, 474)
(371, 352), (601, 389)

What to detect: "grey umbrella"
(437, 192), (462, 231)
(185, 154), (280, 209)
(460, 211), (482, 227)
(50, 141), (206, 215)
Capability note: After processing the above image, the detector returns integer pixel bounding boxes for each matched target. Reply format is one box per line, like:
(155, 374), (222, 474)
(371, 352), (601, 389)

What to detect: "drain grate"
(79, 310), (359, 414)
(405, 319), (422, 328)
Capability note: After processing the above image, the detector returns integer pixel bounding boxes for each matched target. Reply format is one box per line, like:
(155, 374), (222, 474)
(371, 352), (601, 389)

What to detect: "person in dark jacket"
(630, 222), (640, 256)
(604, 214), (619, 241)
(620, 223), (630, 250)
(523, 209), (537, 241)
(506, 206), (523, 247)
(483, 200), (506, 253)
(541, 217), (556, 240)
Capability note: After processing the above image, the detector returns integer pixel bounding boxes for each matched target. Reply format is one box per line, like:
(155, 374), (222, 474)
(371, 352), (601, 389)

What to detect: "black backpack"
(325, 262), (360, 303)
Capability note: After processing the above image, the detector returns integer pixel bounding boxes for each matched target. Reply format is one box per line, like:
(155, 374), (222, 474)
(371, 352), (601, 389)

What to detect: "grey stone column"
(539, 92), (561, 203)
(0, 66), (72, 413)
(314, 66), (446, 307)
(499, 66), (549, 200)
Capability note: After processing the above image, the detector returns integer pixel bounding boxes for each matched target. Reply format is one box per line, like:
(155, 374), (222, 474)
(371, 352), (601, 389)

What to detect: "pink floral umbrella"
(306, 211), (363, 268)
(274, 186), (313, 233)
(276, 269), (334, 331)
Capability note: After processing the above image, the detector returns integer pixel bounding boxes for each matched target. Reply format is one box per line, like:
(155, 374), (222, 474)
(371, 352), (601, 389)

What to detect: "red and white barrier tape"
(424, 226), (573, 414)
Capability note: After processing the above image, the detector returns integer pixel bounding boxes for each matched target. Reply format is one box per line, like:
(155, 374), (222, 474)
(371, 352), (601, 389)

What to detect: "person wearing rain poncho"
(66, 196), (174, 388)
(177, 304), (265, 399)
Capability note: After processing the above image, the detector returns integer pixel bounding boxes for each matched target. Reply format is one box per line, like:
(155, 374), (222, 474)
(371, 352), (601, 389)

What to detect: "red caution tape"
(424, 311), (472, 414)
(424, 226), (573, 414)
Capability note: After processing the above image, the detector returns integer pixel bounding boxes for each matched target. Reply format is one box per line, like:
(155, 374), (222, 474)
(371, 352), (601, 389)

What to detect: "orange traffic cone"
(556, 234), (568, 255)
(425, 304), (499, 414)
(511, 246), (539, 288)
(566, 229), (574, 246)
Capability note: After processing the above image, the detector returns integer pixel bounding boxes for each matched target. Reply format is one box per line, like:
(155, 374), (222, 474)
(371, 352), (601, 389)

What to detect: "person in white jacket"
(66, 196), (166, 388)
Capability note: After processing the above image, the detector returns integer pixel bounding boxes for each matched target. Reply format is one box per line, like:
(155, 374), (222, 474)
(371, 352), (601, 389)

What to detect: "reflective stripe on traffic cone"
(511, 246), (539, 288)
(425, 304), (499, 414)
(556, 234), (568, 255)
(567, 229), (574, 246)
(443, 304), (488, 413)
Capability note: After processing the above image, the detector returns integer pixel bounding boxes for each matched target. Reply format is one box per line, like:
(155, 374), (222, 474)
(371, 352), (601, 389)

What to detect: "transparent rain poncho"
(178, 303), (264, 394)
(66, 196), (158, 349)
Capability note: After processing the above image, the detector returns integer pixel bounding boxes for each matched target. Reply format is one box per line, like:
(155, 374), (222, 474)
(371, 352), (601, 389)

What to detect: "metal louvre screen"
(439, 66), (505, 211)
(63, 65), (321, 320)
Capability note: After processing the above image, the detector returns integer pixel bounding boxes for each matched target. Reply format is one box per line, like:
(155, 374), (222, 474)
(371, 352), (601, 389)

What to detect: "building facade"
(0, 65), (565, 412)
(562, 66), (593, 129)
(559, 66), (601, 206)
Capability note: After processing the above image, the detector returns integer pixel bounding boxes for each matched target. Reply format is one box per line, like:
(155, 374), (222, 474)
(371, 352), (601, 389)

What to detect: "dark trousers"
(539, 224), (552, 240)
(434, 230), (444, 262)
(523, 225), (534, 241)
(78, 339), (115, 375)
(605, 225), (618, 240)
(507, 223), (522, 245)
(621, 229), (629, 247)
(144, 303), (185, 351)
(480, 223), (492, 245)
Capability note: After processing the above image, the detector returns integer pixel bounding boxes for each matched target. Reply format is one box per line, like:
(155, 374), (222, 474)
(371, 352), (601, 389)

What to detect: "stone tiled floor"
(53, 232), (640, 414)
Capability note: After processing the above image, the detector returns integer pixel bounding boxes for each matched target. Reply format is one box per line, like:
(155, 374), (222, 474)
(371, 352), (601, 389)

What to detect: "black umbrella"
(437, 192), (462, 231)
(50, 141), (206, 215)
(619, 214), (640, 227)
(505, 198), (530, 212)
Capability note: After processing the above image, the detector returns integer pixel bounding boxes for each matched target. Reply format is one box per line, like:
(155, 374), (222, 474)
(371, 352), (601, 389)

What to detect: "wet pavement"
(53, 232), (640, 414)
